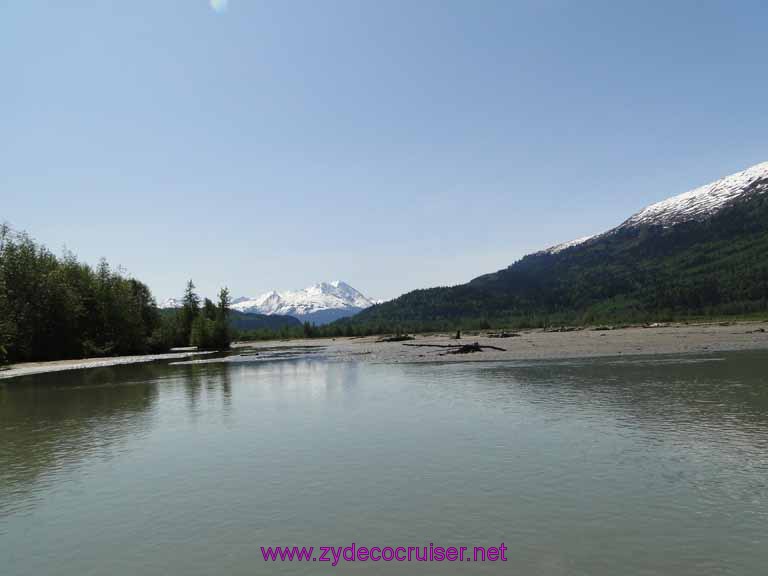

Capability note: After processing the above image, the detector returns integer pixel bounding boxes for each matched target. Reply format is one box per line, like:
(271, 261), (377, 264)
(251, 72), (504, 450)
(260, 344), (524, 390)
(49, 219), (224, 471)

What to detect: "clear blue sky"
(3, 1), (767, 301)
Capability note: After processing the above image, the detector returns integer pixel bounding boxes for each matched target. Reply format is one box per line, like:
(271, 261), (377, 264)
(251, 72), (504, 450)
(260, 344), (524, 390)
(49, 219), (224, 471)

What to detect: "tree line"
(0, 224), (230, 366)
(235, 321), (376, 341)
(167, 280), (232, 351)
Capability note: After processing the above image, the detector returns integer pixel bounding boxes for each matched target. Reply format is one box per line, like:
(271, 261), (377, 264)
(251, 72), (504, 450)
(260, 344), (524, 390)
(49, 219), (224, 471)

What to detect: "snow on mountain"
(541, 161), (768, 255)
(158, 297), (183, 309)
(619, 161), (768, 229)
(543, 235), (597, 255)
(242, 291), (283, 315)
(232, 281), (377, 324)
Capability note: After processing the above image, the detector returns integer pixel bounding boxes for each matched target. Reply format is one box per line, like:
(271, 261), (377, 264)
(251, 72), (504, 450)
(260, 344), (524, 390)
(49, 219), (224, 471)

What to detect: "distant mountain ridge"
(347, 161), (768, 329)
(538, 160), (768, 256)
(232, 281), (377, 325)
(227, 309), (302, 332)
(157, 306), (301, 332)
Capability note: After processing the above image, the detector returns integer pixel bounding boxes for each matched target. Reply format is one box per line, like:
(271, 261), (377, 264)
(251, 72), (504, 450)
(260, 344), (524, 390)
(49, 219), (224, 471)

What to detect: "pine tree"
(217, 287), (231, 317)
(190, 315), (212, 349)
(213, 287), (231, 349)
(202, 298), (217, 321)
(180, 280), (200, 345)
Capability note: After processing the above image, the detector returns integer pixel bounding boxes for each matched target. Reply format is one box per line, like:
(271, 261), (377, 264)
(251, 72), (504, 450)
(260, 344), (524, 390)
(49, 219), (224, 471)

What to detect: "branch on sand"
(402, 342), (506, 354)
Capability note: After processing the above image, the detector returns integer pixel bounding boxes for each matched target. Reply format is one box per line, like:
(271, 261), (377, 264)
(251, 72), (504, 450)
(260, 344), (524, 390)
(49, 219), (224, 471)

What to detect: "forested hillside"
(0, 225), (164, 363)
(346, 184), (768, 331)
(0, 225), (232, 365)
(228, 309), (302, 331)
(160, 307), (301, 332)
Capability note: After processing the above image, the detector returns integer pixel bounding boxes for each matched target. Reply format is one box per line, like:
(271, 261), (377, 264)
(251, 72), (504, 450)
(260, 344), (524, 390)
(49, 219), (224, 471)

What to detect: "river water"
(1, 350), (767, 575)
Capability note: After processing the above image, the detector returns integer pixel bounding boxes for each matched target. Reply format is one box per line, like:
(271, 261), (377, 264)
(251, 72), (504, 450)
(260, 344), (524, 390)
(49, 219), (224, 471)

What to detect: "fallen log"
(377, 335), (416, 342)
(402, 343), (458, 348)
(402, 342), (506, 353)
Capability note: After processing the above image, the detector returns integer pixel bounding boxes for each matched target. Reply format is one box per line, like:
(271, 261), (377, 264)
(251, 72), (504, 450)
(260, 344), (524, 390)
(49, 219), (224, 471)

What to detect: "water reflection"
(0, 364), (162, 516)
(398, 351), (768, 431)
(0, 358), (364, 519)
(478, 352), (768, 434)
(3, 353), (767, 519)
(1, 352), (767, 575)
(399, 351), (768, 509)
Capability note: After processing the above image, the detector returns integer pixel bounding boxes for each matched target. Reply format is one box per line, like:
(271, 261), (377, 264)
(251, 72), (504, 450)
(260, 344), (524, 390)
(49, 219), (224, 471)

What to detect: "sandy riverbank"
(230, 320), (768, 364)
(0, 350), (213, 380)
(3, 320), (768, 380)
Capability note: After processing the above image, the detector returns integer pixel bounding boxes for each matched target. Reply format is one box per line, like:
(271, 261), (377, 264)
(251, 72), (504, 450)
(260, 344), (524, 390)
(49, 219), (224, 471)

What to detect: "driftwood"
(402, 343), (461, 348)
(402, 342), (506, 354)
(378, 335), (416, 342)
(445, 343), (506, 354)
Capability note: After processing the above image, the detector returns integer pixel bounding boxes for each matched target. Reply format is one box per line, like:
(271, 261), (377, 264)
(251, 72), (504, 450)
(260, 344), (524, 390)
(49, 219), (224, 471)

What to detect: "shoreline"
(0, 350), (214, 381)
(235, 320), (768, 364)
(2, 320), (768, 380)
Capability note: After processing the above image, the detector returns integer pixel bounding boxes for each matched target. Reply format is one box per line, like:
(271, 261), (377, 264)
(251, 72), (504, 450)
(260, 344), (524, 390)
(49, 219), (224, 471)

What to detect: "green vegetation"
(129, 280), (233, 352)
(227, 309), (302, 332)
(192, 287), (232, 351)
(0, 224), (163, 363)
(233, 320), (383, 341)
(5, 188), (768, 363)
(344, 192), (768, 332)
(0, 270), (11, 365)
(0, 224), (232, 365)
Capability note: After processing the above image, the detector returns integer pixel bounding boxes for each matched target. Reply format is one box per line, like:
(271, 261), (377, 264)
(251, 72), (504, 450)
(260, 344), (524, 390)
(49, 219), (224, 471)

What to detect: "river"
(1, 350), (767, 574)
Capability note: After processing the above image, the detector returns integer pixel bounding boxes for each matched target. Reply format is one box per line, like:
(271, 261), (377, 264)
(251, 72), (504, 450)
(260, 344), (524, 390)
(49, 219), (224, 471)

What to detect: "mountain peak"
(159, 297), (183, 309)
(231, 281), (377, 324)
(542, 160), (768, 255)
(348, 160), (768, 328)
(620, 161), (768, 230)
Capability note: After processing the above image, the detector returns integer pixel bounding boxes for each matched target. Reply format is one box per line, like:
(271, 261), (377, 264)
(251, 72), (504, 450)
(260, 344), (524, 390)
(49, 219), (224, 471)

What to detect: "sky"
(2, 1), (768, 302)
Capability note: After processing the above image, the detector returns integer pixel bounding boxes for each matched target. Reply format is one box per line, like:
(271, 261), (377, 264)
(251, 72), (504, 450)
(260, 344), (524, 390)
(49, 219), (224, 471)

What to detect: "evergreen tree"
(202, 298), (217, 321)
(190, 315), (213, 349)
(185, 286), (232, 350)
(213, 287), (231, 349)
(180, 280), (200, 345)
(0, 224), (169, 363)
(217, 287), (231, 317)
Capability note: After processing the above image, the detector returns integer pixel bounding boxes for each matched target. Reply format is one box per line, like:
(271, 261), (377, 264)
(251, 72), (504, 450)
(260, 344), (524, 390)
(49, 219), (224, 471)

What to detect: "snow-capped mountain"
(543, 161), (768, 254)
(544, 235), (597, 255)
(158, 297), (183, 309)
(232, 281), (378, 325)
(619, 161), (768, 229)
(350, 159), (768, 327)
